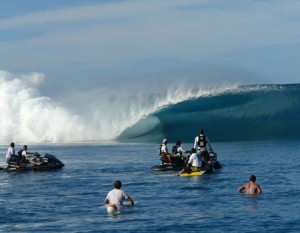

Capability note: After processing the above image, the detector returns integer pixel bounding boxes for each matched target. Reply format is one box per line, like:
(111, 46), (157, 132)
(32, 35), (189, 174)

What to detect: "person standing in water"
(237, 175), (262, 194)
(104, 180), (134, 213)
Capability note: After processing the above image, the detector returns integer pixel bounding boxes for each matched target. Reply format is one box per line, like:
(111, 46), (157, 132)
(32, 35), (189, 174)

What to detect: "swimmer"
(237, 175), (262, 195)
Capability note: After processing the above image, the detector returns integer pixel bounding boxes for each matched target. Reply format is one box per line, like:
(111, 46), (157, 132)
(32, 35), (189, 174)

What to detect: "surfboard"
(106, 205), (118, 215)
(180, 170), (206, 177)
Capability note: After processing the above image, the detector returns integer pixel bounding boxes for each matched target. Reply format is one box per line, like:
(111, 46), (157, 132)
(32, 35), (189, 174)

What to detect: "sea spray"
(0, 71), (97, 143)
(59, 80), (240, 142)
(2, 70), (280, 143)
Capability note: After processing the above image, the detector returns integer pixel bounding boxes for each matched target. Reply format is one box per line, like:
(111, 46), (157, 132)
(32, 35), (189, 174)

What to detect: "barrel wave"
(1, 70), (299, 144)
(118, 84), (300, 143)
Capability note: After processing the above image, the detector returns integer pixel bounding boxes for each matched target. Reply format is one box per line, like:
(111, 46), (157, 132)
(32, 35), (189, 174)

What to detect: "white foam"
(0, 71), (97, 143)
(0, 70), (240, 143)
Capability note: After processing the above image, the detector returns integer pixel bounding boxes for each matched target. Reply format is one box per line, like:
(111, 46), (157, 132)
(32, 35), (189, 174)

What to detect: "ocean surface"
(0, 140), (299, 233)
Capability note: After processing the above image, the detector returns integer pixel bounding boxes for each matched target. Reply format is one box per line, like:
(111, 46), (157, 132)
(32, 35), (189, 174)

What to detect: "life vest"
(197, 134), (206, 148)
(172, 145), (178, 154)
(17, 149), (24, 156)
(172, 145), (182, 156)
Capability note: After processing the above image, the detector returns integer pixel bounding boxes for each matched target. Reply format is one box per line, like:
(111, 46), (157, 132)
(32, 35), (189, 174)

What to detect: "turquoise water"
(0, 140), (299, 232)
(119, 84), (300, 143)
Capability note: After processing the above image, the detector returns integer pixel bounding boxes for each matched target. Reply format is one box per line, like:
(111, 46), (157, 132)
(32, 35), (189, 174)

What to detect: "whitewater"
(1, 71), (300, 144)
(0, 71), (237, 143)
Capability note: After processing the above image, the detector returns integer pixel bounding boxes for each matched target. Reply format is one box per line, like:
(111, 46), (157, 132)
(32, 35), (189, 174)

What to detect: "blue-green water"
(0, 140), (299, 232)
(119, 84), (300, 143)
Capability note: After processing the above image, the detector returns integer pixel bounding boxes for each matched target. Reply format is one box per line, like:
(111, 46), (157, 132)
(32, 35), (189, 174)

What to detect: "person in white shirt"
(171, 140), (190, 166)
(194, 129), (213, 152)
(21, 145), (41, 166)
(172, 140), (189, 158)
(178, 148), (203, 175)
(194, 129), (214, 164)
(104, 180), (134, 213)
(159, 138), (172, 164)
(5, 142), (19, 164)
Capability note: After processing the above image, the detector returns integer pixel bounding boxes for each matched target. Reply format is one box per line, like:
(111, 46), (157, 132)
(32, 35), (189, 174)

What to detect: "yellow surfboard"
(180, 170), (206, 177)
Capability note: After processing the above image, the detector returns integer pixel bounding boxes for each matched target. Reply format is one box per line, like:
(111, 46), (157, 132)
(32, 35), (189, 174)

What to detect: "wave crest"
(2, 70), (298, 143)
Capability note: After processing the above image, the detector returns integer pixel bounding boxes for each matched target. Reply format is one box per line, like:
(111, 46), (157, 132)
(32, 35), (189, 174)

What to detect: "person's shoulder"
(255, 183), (261, 188)
(115, 188), (126, 195)
(190, 153), (197, 158)
(121, 189), (129, 196)
(245, 182), (251, 188)
(108, 189), (115, 194)
(241, 182), (247, 187)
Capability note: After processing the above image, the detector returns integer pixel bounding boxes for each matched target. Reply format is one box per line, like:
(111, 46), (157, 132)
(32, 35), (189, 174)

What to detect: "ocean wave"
(1, 70), (299, 143)
(118, 84), (300, 142)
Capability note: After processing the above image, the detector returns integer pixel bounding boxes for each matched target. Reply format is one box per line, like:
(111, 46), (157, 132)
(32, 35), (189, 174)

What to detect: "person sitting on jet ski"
(172, 140), (190, 165)
(5, 142), (21, 165)
(19, 145), (42, 166)
(177, 148), (203, 175)
(159, 139), (172, 164)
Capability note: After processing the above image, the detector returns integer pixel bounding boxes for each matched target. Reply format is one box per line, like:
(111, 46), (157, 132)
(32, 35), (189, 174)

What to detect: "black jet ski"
(151, 151), (222, 172)
(0, 153), (64, 172)
(202, 151), (222, 174)
(151, 156), (185, 171)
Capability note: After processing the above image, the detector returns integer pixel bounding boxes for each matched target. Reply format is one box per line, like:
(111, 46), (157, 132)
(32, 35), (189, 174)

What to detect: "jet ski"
(151, 151), (222, 172)
(151, 156), (185, 171)
(0, 153), (64, 172)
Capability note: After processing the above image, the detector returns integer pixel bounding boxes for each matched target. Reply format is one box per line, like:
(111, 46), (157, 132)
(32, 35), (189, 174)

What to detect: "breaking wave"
(118, 84), (300, 142)
(1, 70), (299, 144)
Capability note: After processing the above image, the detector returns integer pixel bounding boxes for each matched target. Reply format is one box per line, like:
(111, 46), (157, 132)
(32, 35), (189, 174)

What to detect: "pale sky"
(1, 0), (300, 96)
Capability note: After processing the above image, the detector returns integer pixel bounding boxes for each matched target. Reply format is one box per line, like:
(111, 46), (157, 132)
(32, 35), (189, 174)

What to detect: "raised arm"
(194, 136), (198, 149)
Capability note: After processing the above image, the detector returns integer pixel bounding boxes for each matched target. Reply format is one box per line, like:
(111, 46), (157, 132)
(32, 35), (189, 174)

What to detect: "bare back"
(238, 181), (262, 194)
